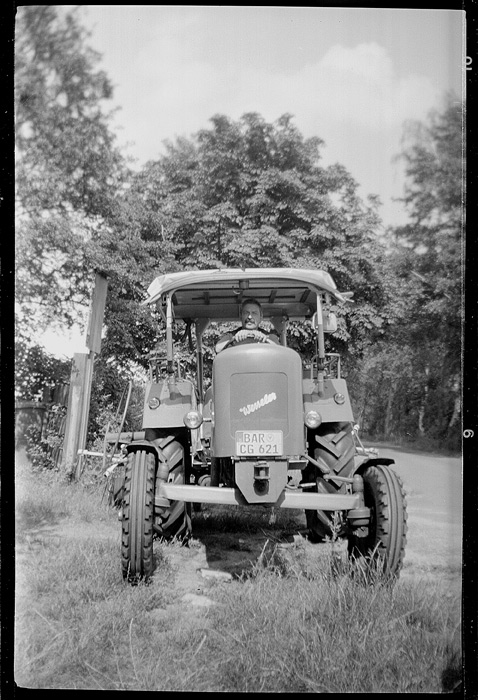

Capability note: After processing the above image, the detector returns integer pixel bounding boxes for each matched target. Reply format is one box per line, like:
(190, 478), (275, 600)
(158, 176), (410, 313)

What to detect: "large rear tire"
(154, 439), (192, 541)
(121, 450), (155, 582)
(305, 422), (355, 541)
(347, 464), (407, 578)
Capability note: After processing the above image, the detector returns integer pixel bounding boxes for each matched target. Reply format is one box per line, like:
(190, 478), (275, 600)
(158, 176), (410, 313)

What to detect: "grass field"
(14, 461), (462, 692)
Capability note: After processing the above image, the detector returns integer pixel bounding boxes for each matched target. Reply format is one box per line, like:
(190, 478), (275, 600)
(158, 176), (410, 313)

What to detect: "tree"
(131, 112), (391, 363)
(15, 6), (123, 218)
(355, 94), (464, 446)
(393, 94), (463, 328)
(395, 95), (463, 441)
(15, 6), (127, 333)
(15, 335), (71, 402)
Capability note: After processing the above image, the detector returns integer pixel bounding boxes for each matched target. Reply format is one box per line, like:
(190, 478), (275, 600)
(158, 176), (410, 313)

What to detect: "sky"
(41, 5), (465, 357)
(75, 5), (464, 226)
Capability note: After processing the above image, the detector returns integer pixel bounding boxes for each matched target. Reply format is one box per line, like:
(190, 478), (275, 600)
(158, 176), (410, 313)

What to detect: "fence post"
(61, 272), (108, 477)
(61, 353), (88, 474)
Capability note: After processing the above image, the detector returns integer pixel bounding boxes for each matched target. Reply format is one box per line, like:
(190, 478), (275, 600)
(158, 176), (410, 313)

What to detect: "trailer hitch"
(254, 461), (270, 495)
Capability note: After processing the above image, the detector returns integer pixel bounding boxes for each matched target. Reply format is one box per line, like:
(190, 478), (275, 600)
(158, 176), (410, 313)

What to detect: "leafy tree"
(393, 94), (463, 330)
(15, 335), (71, 402)
(14, 7), (158, 414)
(14, 5), (152, 440)
(15, 6), (122, 218)
(130, 112), (391, 364)
(15, 5), (127, 333)
(355, 94), (464, 447)
(394, 95), (463, 442)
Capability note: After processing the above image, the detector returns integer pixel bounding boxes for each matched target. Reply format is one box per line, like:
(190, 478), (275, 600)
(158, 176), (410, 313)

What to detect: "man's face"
(241, 302), (262, 330)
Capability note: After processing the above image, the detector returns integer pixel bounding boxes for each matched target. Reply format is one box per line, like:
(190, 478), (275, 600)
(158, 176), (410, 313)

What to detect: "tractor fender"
(352, 456), (395, 476)
(125, 436), (184, 467)
(125, 440), (166, 463)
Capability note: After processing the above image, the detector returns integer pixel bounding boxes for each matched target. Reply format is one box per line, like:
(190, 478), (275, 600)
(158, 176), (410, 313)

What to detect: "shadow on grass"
(188, 504), (309, 579)
(440, 650), (463, 694)
(162, 504), (400, 589)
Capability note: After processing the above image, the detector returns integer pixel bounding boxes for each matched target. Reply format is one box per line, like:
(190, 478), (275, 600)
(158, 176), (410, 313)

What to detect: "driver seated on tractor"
(215, 298), (280, 353)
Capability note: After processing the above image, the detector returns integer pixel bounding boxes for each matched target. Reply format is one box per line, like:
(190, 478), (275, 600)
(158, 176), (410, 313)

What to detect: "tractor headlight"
(304, 410), (322, 429)
(148, 397), (160, 409)
(334, 393), (345, 405)
(183, 410), (203, 429)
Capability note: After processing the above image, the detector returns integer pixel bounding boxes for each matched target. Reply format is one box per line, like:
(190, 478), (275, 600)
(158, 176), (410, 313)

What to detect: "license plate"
(235, 430), (283, 457)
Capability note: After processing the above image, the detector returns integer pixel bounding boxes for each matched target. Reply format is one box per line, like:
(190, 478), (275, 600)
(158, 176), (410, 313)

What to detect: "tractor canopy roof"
(144, 268), (351, 321)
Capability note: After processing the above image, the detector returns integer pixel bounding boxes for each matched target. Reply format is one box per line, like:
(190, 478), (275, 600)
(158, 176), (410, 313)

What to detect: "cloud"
(118, 38), (440, 156)
(224, 42), (439, 132)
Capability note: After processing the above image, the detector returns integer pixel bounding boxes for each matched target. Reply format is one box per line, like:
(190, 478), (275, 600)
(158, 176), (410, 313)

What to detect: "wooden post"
(61, 272), (108, 477)
(86, 273), (108, 354)
(62, 353), (88, 474)
(74, 351), (95, 479)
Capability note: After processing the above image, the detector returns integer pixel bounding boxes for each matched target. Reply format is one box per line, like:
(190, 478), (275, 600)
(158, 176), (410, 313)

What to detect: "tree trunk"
(448, 393), (461, 429)
(418, 365), (430, 436)
(384, 381), (396, 437)
(448, 377), (461, 430)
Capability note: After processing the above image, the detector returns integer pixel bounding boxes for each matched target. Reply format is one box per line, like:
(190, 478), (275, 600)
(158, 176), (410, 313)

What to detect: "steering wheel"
(226, 329), (275, 348)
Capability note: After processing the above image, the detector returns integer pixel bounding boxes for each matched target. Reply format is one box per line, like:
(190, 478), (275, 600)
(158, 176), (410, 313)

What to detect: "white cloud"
(115, 38), (439, 159)
(321, 42), (394, 81)
(228, 42), (438, 131)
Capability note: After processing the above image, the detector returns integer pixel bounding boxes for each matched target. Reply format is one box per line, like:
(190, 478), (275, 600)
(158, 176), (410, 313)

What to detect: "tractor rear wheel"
(347, 464), (407, 578)
(305, 422), (355, 541)
(121, 450), (155, 582)
(154, 439), (192, 541)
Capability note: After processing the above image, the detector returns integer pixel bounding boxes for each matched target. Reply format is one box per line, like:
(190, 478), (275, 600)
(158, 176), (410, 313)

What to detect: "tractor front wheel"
(121, 450), (155, 582)
(347, 464), (407, 578)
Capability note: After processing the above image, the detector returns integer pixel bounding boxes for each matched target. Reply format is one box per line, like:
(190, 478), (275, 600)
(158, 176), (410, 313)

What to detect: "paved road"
(367, 445), (463, 583)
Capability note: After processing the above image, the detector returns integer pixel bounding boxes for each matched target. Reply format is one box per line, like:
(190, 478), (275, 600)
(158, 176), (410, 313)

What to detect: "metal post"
(316, 293), (325, 396)
(165, 294), (174, 374)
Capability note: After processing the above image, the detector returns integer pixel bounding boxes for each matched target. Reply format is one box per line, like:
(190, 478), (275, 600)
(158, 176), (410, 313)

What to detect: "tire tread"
(348, 464), (408, 577)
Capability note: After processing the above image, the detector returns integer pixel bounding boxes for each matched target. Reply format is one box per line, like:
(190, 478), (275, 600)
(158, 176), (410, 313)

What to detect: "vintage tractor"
(112, 268), (407, 582)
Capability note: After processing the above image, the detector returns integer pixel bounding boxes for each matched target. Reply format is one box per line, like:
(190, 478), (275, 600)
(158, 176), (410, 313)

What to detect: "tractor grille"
(230, 372), (288, 434)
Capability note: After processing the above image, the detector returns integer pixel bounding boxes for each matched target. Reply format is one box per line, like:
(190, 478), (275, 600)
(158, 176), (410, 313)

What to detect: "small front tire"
(121, 450), (155, 582)
(347, 464), (407, 578)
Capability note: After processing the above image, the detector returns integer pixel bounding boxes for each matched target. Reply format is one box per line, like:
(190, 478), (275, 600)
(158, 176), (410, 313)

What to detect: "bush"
(23, 404), (67, 471)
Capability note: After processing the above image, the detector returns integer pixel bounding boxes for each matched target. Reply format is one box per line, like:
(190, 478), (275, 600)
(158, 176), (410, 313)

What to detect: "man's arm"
(215, 332), (235, 353)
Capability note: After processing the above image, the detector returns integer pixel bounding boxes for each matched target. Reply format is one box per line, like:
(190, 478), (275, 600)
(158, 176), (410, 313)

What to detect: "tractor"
(111, 268), (407, 582)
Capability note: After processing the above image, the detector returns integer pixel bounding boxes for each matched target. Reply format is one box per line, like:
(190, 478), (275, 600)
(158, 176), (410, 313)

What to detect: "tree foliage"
(15, 336), (71, 402)
(129, 112), (391, 362)
(354, 94), (464, 447)
(393, 95), (463, 335)
(15, 6), (121, 218)
(15, 5), (128, 330)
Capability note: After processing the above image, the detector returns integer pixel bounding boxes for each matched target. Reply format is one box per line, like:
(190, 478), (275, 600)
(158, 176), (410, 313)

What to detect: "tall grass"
(15, 467), (462, 692)
(15, 461), (115, 535)
(205, 564), (462, 693)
